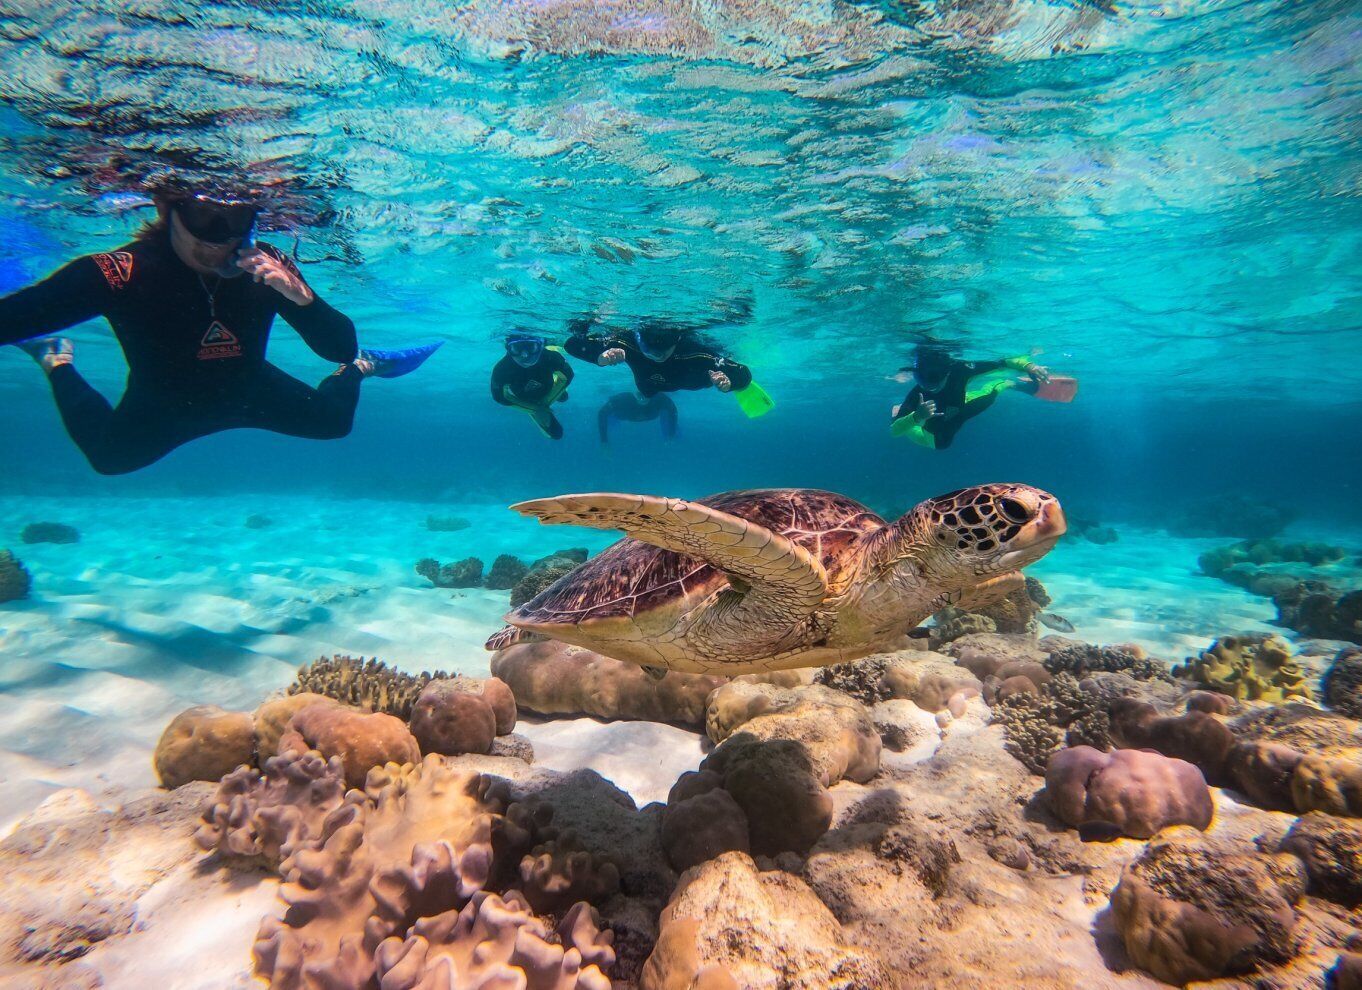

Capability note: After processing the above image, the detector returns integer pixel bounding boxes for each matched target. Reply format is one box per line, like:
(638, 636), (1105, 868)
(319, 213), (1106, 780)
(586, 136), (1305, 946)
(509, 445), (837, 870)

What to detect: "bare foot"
(17, 337), (74, 374)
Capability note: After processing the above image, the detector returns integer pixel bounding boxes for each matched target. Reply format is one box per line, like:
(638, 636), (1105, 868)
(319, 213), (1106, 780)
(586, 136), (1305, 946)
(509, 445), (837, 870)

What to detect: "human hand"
(915, 396), (938, 420)
(236, 247), (313, 306)
(1026, 363), (1051, 384)
(710, 370), (732, 392)
(598, 347), (627, 366)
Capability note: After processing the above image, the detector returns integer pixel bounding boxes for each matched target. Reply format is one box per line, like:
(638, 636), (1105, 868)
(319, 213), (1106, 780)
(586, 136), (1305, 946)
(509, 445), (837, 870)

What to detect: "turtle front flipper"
(949, 571), (1024, 612)
(511, 493), (829, 656)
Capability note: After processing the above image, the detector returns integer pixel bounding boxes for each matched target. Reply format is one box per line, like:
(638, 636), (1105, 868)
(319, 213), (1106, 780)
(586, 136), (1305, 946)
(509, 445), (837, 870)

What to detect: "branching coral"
(290, 655), (451, 721)
(1172, 634), (1312, 703)
(485, 554), (530, 590)
(1042, 637), (1174, 683)
(993, 673), (1110, 776)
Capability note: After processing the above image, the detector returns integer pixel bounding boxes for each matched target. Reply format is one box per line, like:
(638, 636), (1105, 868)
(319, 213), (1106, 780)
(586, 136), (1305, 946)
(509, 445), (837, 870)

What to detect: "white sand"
(1, 493), (1356, 831)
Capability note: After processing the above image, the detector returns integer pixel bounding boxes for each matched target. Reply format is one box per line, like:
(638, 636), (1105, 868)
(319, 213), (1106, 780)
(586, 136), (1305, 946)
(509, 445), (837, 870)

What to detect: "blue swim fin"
(359, 341), (443, 379)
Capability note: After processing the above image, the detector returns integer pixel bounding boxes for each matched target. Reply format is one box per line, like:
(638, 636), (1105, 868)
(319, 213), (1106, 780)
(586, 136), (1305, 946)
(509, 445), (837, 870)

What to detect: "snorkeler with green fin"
(490, 333), (574, 439)
(564, 293), (773, 420)
(890, 344), (1078, 450)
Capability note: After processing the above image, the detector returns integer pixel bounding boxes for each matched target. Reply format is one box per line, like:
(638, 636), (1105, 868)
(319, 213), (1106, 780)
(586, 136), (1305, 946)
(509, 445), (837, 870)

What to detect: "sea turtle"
(485, 485), (1065, 676)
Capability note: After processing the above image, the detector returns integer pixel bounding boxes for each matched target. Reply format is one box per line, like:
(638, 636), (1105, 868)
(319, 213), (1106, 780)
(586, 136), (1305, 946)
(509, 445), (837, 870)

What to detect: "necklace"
(197, 274), (223, 321)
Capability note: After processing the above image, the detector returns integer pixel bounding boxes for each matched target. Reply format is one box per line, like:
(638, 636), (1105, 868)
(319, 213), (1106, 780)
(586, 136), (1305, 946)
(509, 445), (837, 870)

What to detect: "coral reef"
(0, 549), (32, 603)
(196, 748), (349, 868)
(660, 772), (749, 872)
(415, 556), (484, 588)
(1166, 493), (1296, 539)
(703, 682), (881, 786)
(1279, 812), (1362, 906)
(492, 640), (727, 727)
(991, 672), (1113, 775)
(290, 654), (451, 720)
(153, 705), (256, 789)
(277, 702), (421, 788)
(410, 680), (498, 756)
(1041, 636), (1175, 683)
(640, 852), (889, 990)
(485, 553), (530, 590)
(1044, 746), (1213, 839)
(510, 553), (584, 607)
(20, 522), (79, 544)
(1111, 699), (1237, 784)
(1199, 538), (1345, 584)
(254, 692), (339, 760)
(1273, 583), (1362, 644)
(229, 755), (618, 989)
(1110, 837), (1306, 984)
(1172, 634), (1312, 702)
(1325, 647), (1362, 718)
(425, 514), (470, 532)
(701, 735), (833, 856)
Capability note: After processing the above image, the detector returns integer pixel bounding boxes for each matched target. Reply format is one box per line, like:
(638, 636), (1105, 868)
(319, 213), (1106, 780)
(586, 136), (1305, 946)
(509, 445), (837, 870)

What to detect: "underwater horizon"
(1, 2), (1361, 989)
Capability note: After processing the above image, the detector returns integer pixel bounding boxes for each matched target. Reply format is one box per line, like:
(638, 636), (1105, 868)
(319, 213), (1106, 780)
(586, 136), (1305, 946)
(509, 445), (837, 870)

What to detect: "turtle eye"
(998, 497), (1032, 524)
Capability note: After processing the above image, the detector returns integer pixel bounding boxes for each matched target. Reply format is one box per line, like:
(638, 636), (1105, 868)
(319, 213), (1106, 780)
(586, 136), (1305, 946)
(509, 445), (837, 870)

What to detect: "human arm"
(0, 257), (108, 346)
(246, 245), (358, 364)
(707, 354), (752, 392)
(967, 355), (1049, 383)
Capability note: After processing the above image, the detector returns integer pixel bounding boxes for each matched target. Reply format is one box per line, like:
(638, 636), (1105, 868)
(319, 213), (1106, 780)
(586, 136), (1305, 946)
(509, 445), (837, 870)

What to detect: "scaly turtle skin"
(486, 485), (1065, 676)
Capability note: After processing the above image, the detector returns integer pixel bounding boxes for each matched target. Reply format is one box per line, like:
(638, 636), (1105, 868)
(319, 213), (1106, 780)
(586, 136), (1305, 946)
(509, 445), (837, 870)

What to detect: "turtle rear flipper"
(511, 492), (829, 653)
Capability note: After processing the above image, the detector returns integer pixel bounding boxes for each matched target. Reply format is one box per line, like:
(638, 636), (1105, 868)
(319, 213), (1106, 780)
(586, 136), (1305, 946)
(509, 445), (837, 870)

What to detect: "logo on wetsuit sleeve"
(198, 322), (242, 360)
(93, 251), (134, 290)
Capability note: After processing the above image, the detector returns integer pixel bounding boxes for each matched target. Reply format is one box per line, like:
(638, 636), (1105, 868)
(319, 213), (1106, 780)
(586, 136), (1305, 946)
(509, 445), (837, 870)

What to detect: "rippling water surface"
(1, 0), (1358, 407)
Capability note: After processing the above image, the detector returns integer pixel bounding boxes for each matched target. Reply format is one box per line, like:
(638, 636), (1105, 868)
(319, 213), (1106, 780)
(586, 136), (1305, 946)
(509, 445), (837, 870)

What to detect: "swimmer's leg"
(239, 363), (363, 441)
(46, 363), (192, 475)
(654, 394), (678, 440)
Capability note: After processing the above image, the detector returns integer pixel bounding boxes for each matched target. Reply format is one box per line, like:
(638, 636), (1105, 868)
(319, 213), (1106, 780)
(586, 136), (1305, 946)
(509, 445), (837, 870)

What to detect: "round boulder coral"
(154, 705), (256, 789)
(1111, 839), (1306, 984)
(662, 773), (750, 872)
(410, 680), (498, 756)
(253, 692), (340, 761)
(1045, 746), (1213, 839)
(277, 703), (419, 788)
(1325, 647), (1362, 719)
(1279, 811), (1362, 906)
(704, 737), (833, 857)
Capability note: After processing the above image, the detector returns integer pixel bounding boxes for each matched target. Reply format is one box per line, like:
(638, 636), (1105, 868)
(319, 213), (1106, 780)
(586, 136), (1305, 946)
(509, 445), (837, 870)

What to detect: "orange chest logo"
(93, 251), (134, 289)
(198, 321), (242, 361)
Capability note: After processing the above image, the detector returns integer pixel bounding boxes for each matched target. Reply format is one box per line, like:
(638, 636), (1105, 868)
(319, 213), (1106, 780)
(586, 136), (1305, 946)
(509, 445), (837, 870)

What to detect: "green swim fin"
(733, 381), (774, 418)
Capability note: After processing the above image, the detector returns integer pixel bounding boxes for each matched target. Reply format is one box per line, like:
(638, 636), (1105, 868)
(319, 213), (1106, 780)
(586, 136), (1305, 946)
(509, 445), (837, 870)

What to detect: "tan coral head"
(909, 483), (1066, 578)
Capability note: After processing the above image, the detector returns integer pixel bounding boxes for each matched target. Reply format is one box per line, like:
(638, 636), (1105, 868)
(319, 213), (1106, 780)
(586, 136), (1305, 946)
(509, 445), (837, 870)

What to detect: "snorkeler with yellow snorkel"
(490, 332), (574, 439)
(890, 344), (1078, 450)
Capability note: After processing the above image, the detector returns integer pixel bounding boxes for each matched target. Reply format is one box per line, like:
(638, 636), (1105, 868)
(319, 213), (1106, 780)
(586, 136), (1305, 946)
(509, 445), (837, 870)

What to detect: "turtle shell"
(508, 489), (884, 629)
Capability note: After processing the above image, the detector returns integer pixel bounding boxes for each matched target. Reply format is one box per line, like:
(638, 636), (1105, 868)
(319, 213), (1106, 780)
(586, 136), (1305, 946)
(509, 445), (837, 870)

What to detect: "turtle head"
(897, 483), (1065, 583)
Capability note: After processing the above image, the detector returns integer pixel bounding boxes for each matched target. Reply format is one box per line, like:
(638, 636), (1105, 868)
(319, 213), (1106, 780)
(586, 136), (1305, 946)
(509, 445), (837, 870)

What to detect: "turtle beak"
(1035, 500), (1066, 541)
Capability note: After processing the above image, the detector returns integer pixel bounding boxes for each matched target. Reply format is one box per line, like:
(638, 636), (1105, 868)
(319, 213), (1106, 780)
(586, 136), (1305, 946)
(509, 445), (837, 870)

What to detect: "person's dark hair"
(913, 343), (953, 372)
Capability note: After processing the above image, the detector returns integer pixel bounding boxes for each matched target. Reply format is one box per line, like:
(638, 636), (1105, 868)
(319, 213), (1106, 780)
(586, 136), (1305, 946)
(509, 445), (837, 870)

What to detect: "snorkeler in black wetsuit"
(490, 333), (574, 439)
(2, 184), (439, 475)
(565, 295), (770, 434)
(889, 344), (1076, 450)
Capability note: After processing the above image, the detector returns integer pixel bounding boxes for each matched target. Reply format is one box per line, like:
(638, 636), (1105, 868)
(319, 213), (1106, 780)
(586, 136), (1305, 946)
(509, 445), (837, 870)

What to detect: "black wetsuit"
(0, 233), (358, 474)
(564, 323), (752, 398)
(490, 348), (573, 440)
(890, 358), (1036, 449)
(489, 348), (573, 407)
